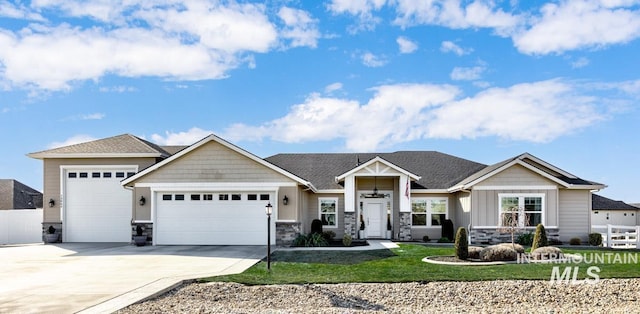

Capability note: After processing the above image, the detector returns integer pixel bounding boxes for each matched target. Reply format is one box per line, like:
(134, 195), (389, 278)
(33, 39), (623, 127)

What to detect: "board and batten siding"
(43, 157), (156, 222)
(471, 164), (560, 227)
(304, 193), (345, 238)
(558, 190), (591, 241)
(454, 191), (471, 230)
(135, 141), (293, 184)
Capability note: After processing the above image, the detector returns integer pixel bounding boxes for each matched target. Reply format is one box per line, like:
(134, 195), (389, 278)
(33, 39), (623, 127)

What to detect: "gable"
(132, 140), (293, 184)
(474, 164), (557, 188)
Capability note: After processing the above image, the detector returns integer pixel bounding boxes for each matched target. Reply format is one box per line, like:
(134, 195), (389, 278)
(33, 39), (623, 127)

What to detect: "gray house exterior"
(29, 133), (605, 245)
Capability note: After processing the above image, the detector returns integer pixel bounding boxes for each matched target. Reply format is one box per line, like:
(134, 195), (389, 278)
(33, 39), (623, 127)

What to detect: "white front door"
(365, 201), (385, 238)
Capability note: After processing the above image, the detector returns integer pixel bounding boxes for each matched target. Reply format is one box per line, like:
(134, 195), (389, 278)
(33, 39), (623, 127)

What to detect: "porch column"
(398, 175), (412, 240)
(344, 176), (356, 238)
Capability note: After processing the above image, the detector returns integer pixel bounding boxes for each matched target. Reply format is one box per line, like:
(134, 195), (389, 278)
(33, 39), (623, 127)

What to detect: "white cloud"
(440, 41), (473, 56)
(48, 134), (97, 149)
(450, 66), (485, 81)
(571, 57), (590, 69)
(514, 0), (640, 54)
(361, 52), (387, 67)
(278, 7), (320, 48)
(0, 0), (44, 21)
(393, 0), (521, 35)
(325, 82), (343, 94)
(99, 85), (137, 93)
(327, 0), (387, 32)
(397, 36), (418, 53)
(223, 79), (618, 151)
(151, 127), (212, 145)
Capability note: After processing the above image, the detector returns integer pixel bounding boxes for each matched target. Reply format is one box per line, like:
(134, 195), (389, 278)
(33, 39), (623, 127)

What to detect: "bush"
(479, 245), (518, 262)
(497, 242), (525, 254)
(589, 233), (603, 246)
(311, 219), (323, 234)
(423, 235), (431, 242)
(531, 224), (548, 252)
(454, 227), (469, 260)
(569, 237), (581, 245)
(516, 232), (534, 246)
(292, 233), (329, 247)
(531, 246), (564, 260)
(292, 234), (307, 247)
(342, 234), (352, 247)
(442, 219), (454, 241)
(322, 230), (336, 241)
(548, 238), (563, 245)
(468, 246), (483, 259)
(437, 237), (452, 243)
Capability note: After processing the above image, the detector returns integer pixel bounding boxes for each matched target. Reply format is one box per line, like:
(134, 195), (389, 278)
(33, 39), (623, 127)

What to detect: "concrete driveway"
(0, 243), (265, 313)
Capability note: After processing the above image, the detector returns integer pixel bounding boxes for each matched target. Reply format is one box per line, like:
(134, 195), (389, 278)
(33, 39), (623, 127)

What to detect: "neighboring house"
(0, 179), (43, 210)
(29, 133), (605, 245)
(592, 194), (639, 226)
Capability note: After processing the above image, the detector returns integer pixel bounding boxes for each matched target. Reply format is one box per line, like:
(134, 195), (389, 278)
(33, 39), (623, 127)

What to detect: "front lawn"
(205, 244), (640, 285)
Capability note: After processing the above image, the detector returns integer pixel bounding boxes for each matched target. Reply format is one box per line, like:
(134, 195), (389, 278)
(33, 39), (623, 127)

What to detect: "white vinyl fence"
(0, 209), (43, 245)
(592, 224), (640, 249)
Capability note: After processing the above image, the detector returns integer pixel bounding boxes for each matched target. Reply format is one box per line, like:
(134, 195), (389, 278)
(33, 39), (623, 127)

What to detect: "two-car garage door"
(155, 192), (273, 245)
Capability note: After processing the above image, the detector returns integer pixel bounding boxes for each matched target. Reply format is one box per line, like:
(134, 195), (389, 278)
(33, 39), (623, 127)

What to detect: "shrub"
(437, 237), (452, 243)
(569, 237), (581, 245)
(531, 224), (548, 252)
(306, 233), (328, 247)
(454, 227), (469, 260)
(292, 234), (307, 247)
(342, 234), (352, 247)
(548, 238), (563, 245)
(422, 235), (430, 242)
(311, 219), (323, 234)
(516, 232), (534, 246)
(589, 233), (603, 246)
(531, 246), (564, 260)
(442, 219), (454, 241)
(479, 245), (518, 262)
(468, 246), (483, 259)
(322, 230), (336, 241)
(497, 242), (525, 254)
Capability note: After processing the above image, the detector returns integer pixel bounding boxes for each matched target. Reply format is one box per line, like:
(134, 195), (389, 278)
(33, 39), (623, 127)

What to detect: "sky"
(0, 0), (639, 203)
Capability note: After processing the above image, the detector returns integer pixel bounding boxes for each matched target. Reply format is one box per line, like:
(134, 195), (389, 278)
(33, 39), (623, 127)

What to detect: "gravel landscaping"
(119, 279), (640, 313)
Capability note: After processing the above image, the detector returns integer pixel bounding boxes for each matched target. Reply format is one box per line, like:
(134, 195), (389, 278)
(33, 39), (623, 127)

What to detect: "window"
(319, 198), (337, 227)
(115, 172), (125, 178)
(499, 194), (544, 227)
(219, 194), (229, 201)
(79, 172), (88, 178)
(203, 194), (213, 201)
(231, 194), (241, 201)
(162, 194), (172, 201)
(126, 172), (135, 178)
(103, 172), (112, 178)
(191, 194), (201, 201)
(174, 194), (185, 201)
(92, 172), (101, 178)
(260, 194), (270, 201)
(247, 194), (258, 201)
(411, 198), (448, 227)
(68, 172), (77, 178)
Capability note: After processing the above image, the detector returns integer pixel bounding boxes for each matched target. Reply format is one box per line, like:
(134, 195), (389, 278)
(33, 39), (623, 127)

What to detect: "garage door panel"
(155, 192), (272, 245)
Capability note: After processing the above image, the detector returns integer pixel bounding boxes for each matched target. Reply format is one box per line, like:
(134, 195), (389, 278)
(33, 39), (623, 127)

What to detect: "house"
(0, 179), (43, 210)
(591, 194), (639, 226)
(28, 133), (605, 245)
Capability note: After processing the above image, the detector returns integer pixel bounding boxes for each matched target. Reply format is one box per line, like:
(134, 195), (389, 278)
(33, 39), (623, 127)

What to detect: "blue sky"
(0, 0), (639, 203)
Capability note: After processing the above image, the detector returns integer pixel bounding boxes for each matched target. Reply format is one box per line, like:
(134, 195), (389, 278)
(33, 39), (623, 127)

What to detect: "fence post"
(606, 224), (612, 248)
(636, 226), (640, 249)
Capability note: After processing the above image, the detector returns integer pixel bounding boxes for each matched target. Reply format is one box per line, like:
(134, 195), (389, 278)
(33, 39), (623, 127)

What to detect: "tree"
(497, 207), (529, 248)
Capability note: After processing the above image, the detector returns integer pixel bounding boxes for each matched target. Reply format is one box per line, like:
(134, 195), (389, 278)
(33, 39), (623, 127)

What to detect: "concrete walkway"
(0, 243), (265, 313)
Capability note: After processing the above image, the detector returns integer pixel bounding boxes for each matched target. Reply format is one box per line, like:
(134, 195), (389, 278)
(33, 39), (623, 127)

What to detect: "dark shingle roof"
(265, 151), (487, 190)
(28, 134), (171, 158)
(592, 194), (639, 211)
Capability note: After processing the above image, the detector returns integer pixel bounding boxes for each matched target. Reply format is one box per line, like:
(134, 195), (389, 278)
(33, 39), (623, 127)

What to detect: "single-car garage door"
(64, 168), (134, 242)
(155, 192), (273, 245)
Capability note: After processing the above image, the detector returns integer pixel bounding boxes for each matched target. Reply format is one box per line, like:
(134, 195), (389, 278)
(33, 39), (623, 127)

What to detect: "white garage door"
(155, 192), (273, 245)
(64, 168), (134, 242)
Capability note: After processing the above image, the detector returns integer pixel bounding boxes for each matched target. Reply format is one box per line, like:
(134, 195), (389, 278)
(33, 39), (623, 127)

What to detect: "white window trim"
(318, 197), (338, 229)
(411, 197), (448, 228)
(498, 193), (545, 228)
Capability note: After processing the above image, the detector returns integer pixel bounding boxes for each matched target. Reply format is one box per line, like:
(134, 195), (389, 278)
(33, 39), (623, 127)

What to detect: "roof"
(28, 134), (172, 159)
(592, 194), (639, 211)
(265, 151), (487, 190)
(451, 153), (605, 191)
(0, 179), (42, 209)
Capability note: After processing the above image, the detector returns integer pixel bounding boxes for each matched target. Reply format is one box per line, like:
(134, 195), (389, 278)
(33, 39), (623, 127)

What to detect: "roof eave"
(27, 153), (163, 159)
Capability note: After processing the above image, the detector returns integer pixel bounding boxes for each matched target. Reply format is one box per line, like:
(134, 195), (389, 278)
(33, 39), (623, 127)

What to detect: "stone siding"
(131, 222), (153, 245)
(344, 212), (356, 238)
(398, 212), (412, 241)
(470, 227), (560, 244)
(276, 222), (301, 246)
(42, 222), (62, 243)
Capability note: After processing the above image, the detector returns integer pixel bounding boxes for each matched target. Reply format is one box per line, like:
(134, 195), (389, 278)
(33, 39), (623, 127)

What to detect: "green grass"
(204, 244), (640, 285)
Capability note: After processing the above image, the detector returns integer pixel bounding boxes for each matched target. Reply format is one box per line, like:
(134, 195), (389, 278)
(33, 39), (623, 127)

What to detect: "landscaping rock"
(531, 246), (564, 260)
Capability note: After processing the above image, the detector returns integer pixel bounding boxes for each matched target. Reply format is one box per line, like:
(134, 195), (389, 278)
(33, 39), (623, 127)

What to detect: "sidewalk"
(277, 240), (399, 251)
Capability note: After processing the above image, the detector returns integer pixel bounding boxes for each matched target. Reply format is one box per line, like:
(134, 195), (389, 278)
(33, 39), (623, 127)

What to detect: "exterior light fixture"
(283, 195), (289, 205)
(48, 198), (55, 207)
(265, 202), (273, 271)
(139, 196), (146, 206)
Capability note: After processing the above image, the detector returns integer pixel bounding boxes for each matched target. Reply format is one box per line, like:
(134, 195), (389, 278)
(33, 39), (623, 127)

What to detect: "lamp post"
(265, 202), (273, 271)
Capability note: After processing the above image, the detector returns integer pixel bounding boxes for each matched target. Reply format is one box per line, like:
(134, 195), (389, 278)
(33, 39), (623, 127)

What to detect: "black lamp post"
(265, 202), (273, 271)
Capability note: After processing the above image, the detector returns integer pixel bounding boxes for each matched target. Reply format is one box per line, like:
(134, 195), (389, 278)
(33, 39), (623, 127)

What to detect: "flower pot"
(45, 233), (59, 243)
(133, 235), (147, 246)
